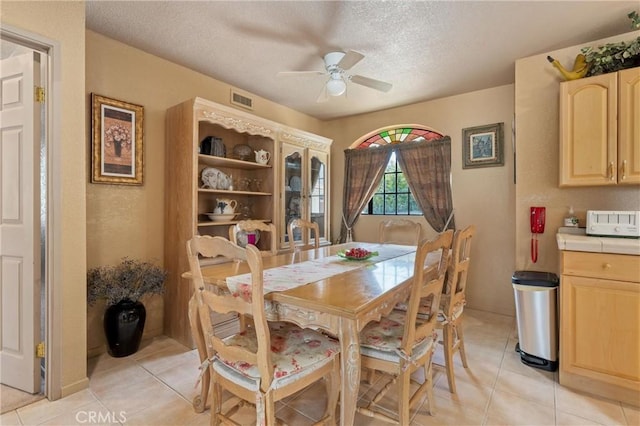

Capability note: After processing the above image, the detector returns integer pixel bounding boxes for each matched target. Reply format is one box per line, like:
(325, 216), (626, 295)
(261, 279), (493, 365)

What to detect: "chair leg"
(398, 368), (411, 426)
(455, 318), (468, 368)
(424, 360), (435, 416)
(210, 380), (222, 426)
(442, 323), (457, 394)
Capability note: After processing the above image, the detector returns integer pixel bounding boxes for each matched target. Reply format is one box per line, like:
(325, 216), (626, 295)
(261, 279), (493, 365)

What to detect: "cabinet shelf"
(198, 154), (272, 170)
(198, 188), (272, 196)
(198, 218), (270, 227)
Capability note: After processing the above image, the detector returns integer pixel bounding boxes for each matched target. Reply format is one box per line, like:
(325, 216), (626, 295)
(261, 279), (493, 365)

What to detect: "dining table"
(184, 241), (431, 426)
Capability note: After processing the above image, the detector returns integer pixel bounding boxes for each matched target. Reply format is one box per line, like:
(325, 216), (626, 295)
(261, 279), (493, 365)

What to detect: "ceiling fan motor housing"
(324, 51), (346, 73)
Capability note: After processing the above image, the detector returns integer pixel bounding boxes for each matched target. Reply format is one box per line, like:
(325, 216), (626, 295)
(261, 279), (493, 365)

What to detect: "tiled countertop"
(556, 231), (640, 256)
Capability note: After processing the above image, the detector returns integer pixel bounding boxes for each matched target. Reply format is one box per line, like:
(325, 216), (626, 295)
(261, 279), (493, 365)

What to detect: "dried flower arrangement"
(87, 258), (166, 306)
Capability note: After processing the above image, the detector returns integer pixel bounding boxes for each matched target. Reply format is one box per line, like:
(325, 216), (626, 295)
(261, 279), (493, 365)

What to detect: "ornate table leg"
(338, 318), (360, 426)
(188, 295), (209, 413)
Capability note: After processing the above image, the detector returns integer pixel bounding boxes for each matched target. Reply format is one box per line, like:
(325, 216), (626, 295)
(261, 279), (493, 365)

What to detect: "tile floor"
(1, 308), (638, 425)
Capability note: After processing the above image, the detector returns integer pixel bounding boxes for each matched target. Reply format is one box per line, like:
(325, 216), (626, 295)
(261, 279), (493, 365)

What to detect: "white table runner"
(226, 244), (415, 300)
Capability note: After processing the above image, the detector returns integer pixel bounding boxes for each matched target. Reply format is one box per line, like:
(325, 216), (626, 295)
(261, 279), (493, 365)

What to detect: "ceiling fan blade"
(337, 50), (364, 70)
(277, 71), (325, 77)
(350, 74), (393, 92)
(316, 84), (329, 103)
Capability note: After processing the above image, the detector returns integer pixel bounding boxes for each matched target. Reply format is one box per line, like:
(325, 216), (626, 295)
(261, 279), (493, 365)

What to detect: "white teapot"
(254, 149), (271, 165)
(215, 198), (237, 215)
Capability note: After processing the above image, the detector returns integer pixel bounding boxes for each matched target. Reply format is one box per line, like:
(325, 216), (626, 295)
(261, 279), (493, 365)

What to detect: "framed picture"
(91, 94), (144, 184)
(462, 122), (504, 169)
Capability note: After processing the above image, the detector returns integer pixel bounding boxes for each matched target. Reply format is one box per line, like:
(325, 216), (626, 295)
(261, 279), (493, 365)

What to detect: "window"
(362, 152), (421, 215)
(358, 127), (444, 216)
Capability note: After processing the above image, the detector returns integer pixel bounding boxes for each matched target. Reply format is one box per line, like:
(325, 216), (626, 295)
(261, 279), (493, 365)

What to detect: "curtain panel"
(340, 146), (393, 242)
(396, 136), (455, 231)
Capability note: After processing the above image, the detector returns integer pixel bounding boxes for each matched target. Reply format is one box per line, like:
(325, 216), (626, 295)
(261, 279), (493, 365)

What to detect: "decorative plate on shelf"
(337, 248), (378, 261)
(289, 176), (302, 192)
(201, 167), (230, 190)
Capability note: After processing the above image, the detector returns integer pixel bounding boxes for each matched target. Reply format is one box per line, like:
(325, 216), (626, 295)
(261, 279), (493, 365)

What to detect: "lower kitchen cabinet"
(559, 250), (640, 405)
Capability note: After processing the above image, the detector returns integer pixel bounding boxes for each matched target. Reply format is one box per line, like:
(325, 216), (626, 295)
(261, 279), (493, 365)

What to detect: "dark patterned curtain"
(340, 146), (393, 242)
(396, 137), (455, 231)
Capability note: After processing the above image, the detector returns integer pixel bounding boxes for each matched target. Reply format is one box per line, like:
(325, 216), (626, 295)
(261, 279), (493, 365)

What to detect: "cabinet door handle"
(603, 263), (612, 270)
(609, 162), (615, 181)
(621, 160), (627, 180)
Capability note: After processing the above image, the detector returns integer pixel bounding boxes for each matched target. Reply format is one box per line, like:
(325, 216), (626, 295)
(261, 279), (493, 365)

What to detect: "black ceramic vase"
(104, 299), (146, 357)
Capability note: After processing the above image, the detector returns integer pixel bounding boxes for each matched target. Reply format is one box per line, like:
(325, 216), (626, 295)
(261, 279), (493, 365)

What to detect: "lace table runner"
(226, 244), (415, 301)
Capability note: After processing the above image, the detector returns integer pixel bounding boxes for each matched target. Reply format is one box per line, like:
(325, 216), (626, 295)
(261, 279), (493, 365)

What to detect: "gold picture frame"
(91, 94), (144, 185)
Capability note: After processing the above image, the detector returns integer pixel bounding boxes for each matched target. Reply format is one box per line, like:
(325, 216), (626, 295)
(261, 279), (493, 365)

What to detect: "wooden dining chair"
(437, 224), (476, 394)
(378, 218), (422, 245)
(186, 235), (341, 425)
(357, 230), (453, 424)
(287, 218), (320, 251)
(228, 219), (278, 256)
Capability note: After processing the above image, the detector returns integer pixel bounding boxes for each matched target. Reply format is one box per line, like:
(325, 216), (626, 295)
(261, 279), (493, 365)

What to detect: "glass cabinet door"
(307, 149), (328, 245)
(282, 144), (304, 248)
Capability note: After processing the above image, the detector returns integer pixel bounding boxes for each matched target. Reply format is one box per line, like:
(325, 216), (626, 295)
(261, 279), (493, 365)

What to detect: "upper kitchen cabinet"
(280, 131), (331, 251)
(559, 67), (640, 187)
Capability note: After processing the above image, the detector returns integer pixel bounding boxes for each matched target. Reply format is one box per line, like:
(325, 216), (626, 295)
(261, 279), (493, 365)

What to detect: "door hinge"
(35, 86), (45, 103)
(36, 342), (45, 358)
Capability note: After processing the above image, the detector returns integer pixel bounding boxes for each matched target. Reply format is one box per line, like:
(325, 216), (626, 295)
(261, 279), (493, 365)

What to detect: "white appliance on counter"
(586, 210), (640, 238)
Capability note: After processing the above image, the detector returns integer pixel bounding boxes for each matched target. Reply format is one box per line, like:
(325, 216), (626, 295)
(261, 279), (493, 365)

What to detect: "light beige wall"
(2, 1), (88, 397)
(85, 31), (326, 354)
(325, 85), (517, 316)
(515, 30), (640, 274)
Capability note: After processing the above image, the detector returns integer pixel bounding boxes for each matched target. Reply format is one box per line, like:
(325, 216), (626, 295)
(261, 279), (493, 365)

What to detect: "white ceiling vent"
(230, 89), (254, 110)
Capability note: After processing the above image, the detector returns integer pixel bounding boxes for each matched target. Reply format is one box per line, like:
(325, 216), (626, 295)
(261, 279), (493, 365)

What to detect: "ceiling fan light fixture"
(326, 76), (346, 96)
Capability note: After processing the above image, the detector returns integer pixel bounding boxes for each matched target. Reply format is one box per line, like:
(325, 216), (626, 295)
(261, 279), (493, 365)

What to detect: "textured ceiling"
(86, 1), (639, 120)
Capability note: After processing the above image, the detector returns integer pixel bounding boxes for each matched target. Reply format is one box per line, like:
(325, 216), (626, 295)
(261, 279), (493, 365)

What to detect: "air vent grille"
(230, 90), (253, 110)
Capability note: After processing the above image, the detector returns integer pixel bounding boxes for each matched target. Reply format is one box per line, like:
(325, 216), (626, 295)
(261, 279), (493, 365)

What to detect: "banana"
(547, 54), (590, 81)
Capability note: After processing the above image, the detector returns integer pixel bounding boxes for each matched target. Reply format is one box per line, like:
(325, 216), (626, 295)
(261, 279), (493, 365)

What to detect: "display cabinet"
(165, 98), (279, 346)
(280, 133), (331, 251)
(164, 98), (332, 347)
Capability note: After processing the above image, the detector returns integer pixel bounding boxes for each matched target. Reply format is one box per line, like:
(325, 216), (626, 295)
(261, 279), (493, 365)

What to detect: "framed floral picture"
(462, 122), (504, 169)
(91, 94), (144, 184)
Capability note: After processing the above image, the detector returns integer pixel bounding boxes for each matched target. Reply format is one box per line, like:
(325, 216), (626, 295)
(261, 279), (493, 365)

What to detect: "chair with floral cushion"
(287, 218), (320, 252)
(378, 218), (422, 246)
(357, 230), (453, 424)
(228, 220), (278, 256)
(437, 224), (476, 394)
(186, 235), (341, 425)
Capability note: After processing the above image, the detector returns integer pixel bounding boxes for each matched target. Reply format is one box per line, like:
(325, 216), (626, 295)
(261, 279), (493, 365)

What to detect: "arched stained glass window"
(357, 127), (443, 149)
(358, 126), (444, 215)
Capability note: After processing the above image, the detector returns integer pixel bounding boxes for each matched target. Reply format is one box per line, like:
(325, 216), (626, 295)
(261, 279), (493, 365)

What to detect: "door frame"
(2, 24), (62, 400)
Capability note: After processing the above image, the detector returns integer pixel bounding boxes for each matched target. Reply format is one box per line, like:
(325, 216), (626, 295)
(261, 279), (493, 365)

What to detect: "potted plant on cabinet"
(87, 258), (166, 357)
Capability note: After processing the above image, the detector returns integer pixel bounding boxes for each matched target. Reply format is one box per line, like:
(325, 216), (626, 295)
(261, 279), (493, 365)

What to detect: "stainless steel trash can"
(512, 271), (559, 371)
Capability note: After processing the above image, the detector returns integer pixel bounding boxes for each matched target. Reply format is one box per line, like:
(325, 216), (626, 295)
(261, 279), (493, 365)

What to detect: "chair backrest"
(186, 235), (275, 390)
(287, 218), (320, 251)
(442, 225), (476, 316)
(378, 219), (422, 246)
(228, 220), (278, 256)
(401, 230), (453, 355)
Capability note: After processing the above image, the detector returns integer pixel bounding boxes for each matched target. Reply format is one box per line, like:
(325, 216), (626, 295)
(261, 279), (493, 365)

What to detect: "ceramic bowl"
(206, 213), (236, 222)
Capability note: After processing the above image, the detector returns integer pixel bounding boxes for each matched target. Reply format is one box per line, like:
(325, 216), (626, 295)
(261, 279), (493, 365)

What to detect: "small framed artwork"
(91, 94), (144, 184)
(462, 122), (504, 169)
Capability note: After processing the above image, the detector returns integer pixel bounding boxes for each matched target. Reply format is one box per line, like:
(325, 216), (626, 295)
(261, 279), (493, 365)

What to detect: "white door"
(0, 51), (41, 393)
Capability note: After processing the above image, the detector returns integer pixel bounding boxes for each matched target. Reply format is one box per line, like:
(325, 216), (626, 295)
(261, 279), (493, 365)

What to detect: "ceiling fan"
(278, 50), (393, 102)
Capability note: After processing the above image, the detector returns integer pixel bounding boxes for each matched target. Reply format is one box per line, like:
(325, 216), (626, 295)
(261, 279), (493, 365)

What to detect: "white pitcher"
(216, 198), (237, 215)
(254, 149), (271, 165)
